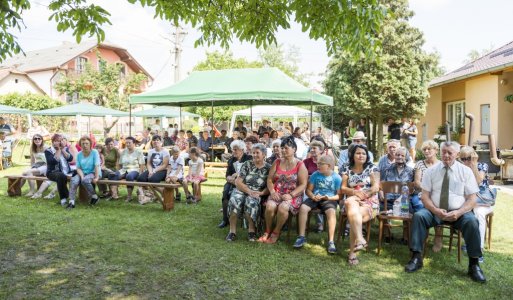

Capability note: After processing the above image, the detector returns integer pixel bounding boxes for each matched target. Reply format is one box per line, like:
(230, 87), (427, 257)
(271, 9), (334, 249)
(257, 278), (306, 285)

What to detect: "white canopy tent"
(229, 105), (321, 134)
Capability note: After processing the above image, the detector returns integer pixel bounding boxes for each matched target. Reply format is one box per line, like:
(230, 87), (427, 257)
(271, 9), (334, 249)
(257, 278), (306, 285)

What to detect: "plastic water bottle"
(401, 182), (410, 216)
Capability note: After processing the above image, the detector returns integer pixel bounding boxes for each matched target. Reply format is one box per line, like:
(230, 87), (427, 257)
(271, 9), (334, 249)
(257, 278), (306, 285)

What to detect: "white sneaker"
(31, 193), (42, 199)
(25, 191), (35, 197)
(44, 193), (56, 199)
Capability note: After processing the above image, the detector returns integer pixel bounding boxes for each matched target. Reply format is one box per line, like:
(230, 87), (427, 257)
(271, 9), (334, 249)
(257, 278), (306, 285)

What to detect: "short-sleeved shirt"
(188, 157), (204, 176)
(303, 157), (318, 176)
(187, 135), (198, 148)
(343, 163), (378, 190)
(198, 137), (213, 152)
(168, 155), (185, 179)
(102, 148), (119, 170)
(421, 161), (479, 211)
(77, 149), (101, 176)
(383, 163), (414, 183)
(176, 137), (188, 151)
(309, 171), (342, 197)
(377, 155), (394, 179)
(388, 123), (401, 140)
(414, 160), (441, 184)
(147, 148), (170, 169)
(239, 160), (271, 191)
(119, 148), (145, 174)
(338, 149), (374, 173)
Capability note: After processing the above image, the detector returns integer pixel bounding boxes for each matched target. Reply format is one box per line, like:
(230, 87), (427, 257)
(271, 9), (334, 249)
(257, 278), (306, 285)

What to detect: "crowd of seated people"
(10, 117), (493, 282)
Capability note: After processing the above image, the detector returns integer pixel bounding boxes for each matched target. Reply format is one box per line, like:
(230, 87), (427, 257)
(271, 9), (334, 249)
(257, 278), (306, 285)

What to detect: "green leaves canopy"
(1, 0), (387, 62)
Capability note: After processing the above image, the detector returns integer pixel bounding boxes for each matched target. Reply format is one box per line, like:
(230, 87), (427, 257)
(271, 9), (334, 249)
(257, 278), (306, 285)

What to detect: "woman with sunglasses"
(21, 134), (48, 197)
(459, 146), (493, 263)
(340, 144), (379, 265)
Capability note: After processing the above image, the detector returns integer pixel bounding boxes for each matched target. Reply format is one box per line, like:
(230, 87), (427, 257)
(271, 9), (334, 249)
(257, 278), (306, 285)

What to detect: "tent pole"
(331, 105), (334, 149)
(129, 104), (132, 137)
(250, 101), (253, 133)
(310, 101), (313, 141)
(179, 105), (183, 131)
(211, 100), (214, 162)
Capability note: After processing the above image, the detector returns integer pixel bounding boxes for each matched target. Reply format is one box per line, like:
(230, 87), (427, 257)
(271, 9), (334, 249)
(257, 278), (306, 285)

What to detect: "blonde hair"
(421, 140), (439, 151)
(317, 154), (334, 167)
(460, 146), (478, 159)
(170, 146), (180, 154)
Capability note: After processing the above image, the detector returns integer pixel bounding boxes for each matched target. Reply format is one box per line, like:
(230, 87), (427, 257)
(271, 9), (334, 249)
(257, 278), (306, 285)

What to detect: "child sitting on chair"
(182, 147), (206, 204)
(293, 154), (342, 254)
(165, 146), (184, 201)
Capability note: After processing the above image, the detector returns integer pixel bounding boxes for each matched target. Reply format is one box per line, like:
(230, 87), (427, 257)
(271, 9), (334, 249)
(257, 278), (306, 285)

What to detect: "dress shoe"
(468, 264), (486, 283)
(217, 220), (228, 228)
(404, 256), (423, 273)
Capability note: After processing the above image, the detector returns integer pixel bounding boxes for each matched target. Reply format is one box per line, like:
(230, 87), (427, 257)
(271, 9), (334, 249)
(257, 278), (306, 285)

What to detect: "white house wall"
(0, 74), (45, 95)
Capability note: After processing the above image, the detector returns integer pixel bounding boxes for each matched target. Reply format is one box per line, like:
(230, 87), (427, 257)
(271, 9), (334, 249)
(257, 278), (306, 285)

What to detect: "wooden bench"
(4, 175), (181, 211)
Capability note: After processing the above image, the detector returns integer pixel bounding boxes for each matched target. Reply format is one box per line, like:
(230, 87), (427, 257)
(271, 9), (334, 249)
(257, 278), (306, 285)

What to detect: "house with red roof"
(0, 40), (153, 101)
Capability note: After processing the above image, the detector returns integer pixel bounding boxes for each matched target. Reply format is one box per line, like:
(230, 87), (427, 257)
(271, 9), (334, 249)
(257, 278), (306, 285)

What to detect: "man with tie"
(405, 141), (486, 283)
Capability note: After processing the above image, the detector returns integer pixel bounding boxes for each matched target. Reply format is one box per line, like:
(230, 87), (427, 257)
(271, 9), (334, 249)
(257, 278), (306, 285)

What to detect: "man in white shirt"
(405, 141), (485, 283)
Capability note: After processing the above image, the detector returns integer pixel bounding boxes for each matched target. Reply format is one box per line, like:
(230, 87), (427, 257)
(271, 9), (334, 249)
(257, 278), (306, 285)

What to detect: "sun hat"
(351, 131), (367, 140)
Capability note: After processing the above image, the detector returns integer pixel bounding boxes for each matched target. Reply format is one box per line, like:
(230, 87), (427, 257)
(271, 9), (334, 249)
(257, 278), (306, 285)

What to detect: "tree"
(53, 55), (147, 136)
(321, 0), (442, 157)
(258, 44), (309, 86)
(464, 45), (495, 64)
(0, 92), (65, 132)
(187, 51), (263, 124)
(1, 0), (387, 62)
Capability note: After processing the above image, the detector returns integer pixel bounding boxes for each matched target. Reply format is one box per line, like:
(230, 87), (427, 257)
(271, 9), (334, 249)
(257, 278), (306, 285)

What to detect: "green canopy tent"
(132, 106), (200, 135)
(0, 104), (31, 114)
(32, 102), (129, 137)
(130, 67), (333, 135)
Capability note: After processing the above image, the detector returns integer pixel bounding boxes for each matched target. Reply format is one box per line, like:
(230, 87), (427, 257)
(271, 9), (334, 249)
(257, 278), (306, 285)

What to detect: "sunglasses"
(460, 157), (472, 162)
(33, 137), (42, 141)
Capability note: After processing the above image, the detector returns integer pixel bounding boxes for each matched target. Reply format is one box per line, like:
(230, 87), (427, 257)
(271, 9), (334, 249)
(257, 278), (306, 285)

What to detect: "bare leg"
(245, 213), (256, 233)
(229, 212), (238, 234)
(182, 180), (191, 196)
(432, 226), (443, 252)
(274, 202), (290, 233)
(298, 204), (311, 236)
(264, 201), (278, 233)
(326, 208), (336, 242)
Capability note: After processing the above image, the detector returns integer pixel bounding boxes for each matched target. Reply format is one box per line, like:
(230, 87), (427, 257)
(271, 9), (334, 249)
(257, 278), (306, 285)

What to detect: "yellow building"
(420, 41), (513, 150)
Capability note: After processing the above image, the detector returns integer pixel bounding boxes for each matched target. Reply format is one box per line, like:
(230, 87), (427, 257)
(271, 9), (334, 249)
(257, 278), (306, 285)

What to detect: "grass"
(1, 162), (513, 299)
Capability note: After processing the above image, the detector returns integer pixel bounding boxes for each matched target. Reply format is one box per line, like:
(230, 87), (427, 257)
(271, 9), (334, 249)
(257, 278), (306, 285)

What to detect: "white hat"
(351, 131), (367, 140)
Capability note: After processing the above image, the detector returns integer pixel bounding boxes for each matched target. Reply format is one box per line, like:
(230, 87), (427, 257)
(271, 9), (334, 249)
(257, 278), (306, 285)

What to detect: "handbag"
(476, 186), (497, 206)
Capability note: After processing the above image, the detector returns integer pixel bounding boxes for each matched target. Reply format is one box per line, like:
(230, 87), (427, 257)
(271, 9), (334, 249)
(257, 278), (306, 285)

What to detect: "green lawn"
(1, 165), (512, 299)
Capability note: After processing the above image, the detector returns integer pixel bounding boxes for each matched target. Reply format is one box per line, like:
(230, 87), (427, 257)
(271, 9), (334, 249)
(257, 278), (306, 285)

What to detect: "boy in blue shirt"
(294, 155), (342, 254)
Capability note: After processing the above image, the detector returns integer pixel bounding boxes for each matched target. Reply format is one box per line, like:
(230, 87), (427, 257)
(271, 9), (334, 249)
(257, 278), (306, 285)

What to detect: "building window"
(75, 57), (88, 74)
(480, 104), (491, 135)
(14, 79), (19, 83)
(446, 100), (465, 131)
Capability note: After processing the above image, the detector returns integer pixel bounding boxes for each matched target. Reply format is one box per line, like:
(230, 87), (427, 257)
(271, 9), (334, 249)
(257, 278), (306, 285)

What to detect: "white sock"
(61, 199), (67, 205)
(69, 200), (75, 205)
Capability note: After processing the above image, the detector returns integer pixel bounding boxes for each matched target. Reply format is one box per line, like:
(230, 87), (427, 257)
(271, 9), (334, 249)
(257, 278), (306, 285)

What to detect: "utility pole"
(170, 25), (187, 83)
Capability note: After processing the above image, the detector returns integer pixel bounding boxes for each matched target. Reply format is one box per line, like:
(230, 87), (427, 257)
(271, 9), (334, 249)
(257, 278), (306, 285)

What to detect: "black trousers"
(222, 182), (234, 222)
(47, 171), (69, 200)
(137, 170), (167, 182)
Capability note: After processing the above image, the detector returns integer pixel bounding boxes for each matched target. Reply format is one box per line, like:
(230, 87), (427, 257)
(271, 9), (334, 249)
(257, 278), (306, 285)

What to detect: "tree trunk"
(103, 117), (120, 138)
(376, 117), (384, 159)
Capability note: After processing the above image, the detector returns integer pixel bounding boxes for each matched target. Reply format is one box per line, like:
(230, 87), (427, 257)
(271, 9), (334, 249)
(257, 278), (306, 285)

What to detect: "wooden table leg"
(8, 178), (22, 196)
(162, 188), (175, 211)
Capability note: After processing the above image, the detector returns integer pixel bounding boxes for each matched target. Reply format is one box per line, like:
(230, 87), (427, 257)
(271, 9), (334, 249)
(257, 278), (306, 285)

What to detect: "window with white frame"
(75, 57), (88, 74)
(446, 100), (466, 131)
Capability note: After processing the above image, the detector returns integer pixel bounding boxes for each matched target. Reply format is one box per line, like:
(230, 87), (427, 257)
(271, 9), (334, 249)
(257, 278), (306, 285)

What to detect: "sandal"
(354, 241), (368, 252)
(348, 254), (359, 266)
(265, 232), (280, 244)
(257, 232), (270, 243)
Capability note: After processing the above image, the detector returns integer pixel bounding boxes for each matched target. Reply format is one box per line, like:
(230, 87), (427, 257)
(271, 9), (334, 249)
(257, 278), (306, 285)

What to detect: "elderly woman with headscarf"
(258, 136), (308, 244)
(225, 143), (271, 242)
(217, 139), (252, 228)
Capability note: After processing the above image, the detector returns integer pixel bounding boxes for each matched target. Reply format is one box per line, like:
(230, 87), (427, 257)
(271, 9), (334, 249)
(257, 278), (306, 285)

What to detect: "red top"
(303, 157), (318, 176)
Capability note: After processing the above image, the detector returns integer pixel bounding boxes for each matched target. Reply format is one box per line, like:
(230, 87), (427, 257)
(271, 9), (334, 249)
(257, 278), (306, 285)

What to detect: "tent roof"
(132, 106), (200, 118)
(0, 104), (31, 114)
(232, 105), (320, 118)
(31, 102), (129, 117)
(130, 68), (333, 107)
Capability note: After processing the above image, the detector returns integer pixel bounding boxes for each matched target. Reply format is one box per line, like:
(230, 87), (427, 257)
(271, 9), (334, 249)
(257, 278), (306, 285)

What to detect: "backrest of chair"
(380, 181), (415, 210)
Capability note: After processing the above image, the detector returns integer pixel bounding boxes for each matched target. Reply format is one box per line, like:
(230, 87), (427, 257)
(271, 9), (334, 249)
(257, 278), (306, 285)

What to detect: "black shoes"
(226, 232), (236, 242)
(217, 220), (228, 228)
(66, 203), (75, 210)
(248, 232), (257, 242)
(405, 256), (423, 273)
(175, 193), (181, 202)
(468, 264), (486, 283)
(90, 196), (99, 205)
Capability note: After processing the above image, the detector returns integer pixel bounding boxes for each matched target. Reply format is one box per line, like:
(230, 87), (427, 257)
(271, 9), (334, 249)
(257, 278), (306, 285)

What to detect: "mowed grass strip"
(1, 166), (512, 299)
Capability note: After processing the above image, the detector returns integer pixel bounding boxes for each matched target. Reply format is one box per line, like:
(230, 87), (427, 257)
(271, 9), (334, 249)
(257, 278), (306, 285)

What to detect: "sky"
(9, 0), (513, 90)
